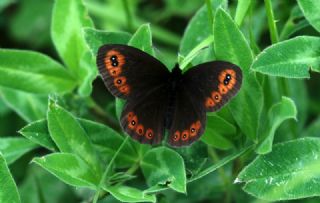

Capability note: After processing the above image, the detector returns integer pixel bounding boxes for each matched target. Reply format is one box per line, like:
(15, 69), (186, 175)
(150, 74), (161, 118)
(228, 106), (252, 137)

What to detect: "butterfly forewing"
(96, 44), (170, 100)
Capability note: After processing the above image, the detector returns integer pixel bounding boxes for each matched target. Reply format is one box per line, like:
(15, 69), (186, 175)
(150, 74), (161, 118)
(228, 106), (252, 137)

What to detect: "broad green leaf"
(141, 147), (186, 193)
(115, 98), (125, 121)
(19, 119), (56, 151)
(0, 87), (47, 122)
(79, 119), (139, 168)
(84, 28), (131, 57)
(128, 24), (154, 56)
(256, 97), (297, 154)
(234, 0), (252, 26)
(0, 137), (38, 165)
(202, 115), (236, 150)
(175, 142), (208, 175)
(214, 8), (263, 140)
(33, 153), (99, 189)
(51, 0), (93, 76)
(298, 0), (320, 32)
(47, 99), (102, 176)
(180, 0), (226, 65)
(190, 145), (252, 182)
(0, 50), (76, 94)
(78, 51), (96, 96)
(251, 36), (320, 78)
(237, 137), (320, 201)
(0, 153), (21, 203)
(103, 185), (156, 203)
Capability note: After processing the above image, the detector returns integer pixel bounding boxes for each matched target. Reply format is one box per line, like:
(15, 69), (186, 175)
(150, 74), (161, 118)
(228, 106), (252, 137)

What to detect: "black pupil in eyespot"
(224, 74), (231, 85)
(131, 121), (135, 125)
(110, 55), (117, 61)
(117, 79), (122, 84)
(215, 95), (219, 100)
(148, 133), (152, 137)
(183, 134), (186, 138)
(191, 128), (195, 132)
(139, 129), (142, 133)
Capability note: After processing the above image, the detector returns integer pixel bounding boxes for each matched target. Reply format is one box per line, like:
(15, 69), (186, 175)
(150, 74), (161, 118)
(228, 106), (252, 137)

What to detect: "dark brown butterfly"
(96, 44), (242, 147)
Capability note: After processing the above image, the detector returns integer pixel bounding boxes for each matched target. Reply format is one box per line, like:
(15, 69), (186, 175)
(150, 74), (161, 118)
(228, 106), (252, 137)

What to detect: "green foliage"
(1, 0), (320, 202)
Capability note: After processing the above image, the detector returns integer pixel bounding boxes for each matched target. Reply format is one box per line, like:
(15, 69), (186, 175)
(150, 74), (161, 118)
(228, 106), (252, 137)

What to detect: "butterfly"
(96, 44), (242, 147)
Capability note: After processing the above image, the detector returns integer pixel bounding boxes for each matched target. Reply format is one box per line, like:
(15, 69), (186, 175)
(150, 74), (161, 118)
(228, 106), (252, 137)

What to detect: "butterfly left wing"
(168, 61), (242, 147)
(120, 84), (169, 145)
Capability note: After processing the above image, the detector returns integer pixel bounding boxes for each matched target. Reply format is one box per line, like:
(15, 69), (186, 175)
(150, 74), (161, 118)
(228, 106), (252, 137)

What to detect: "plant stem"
(92, 136), (129, 203)
(121, 0), (133, 31)
(208, 147), (232, 203)
(264, 0), (279, 44)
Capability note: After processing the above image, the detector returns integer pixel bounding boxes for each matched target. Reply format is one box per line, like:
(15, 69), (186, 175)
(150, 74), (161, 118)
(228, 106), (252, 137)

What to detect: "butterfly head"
(171, 64), (182, 77)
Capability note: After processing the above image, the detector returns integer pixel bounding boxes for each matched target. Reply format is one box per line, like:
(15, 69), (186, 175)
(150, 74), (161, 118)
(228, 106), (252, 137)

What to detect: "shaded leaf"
(128, 24), (154, 56)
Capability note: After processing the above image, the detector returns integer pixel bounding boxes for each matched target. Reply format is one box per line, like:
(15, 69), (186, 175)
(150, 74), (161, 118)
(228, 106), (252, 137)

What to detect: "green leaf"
(79, 119), (139, 168)
(302, 117), (320, 138)
(103, 185), (156, 203)
(237, 137), (320, 201)
(19, 119), (56, 151)
(256, 97), (297, 154)
(84, 28), (131, 57)
(179, 0), (225, 65)
(128, 24), (154, 56)
(234, 0), (252, 26)
(0, 137), (38, 165)
(47, 99), (102, 176)
(18, 174), (40, 203)
(0, 87), (47, 122)
(33, 153), (99, 188)
(0, 0), (14, 12)
(298, 0), (320, 32)
(0, 50), (76, 94)
(141, 147), (186, 193)
(202, 115), (236, 150)
(0, 153), (21, 203)
(51, 0), (93, 76)
(214, 8), (263, 140)
(251, 36), (320, 78)
(190, 145), (252, 182)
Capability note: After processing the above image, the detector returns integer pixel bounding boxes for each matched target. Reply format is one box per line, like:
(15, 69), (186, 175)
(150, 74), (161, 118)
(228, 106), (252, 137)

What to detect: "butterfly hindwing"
(120, 85), (169, 145)
(168, 84), (206, 147)
(168, 61), (242, 147)
(96, 44), (169, 99)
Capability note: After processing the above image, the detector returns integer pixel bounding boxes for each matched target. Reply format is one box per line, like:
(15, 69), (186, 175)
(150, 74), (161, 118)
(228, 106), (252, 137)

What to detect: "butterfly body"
(97, 44), (242, 147)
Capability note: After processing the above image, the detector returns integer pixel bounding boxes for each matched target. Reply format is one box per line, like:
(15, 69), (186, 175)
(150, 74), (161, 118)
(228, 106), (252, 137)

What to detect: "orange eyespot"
(105, 50), (126, 69)
(145, 129), (154, 140)
(190, 123), (198, 137)
(181, 130), (189, 141)
(135, 124), (145, 136)
(114, 76), (127, 87)
(127, 112), (134, 121)
(211, 91), (222, 103)
(128, 115), (138, 130)
(173, 131), (180, 142)
(205, 97), (215, 108)
(119, 85), (130, 95)
(219, 84), (228, 95)
(195, 121), (201, 130)
(108, 67), (122, 77)
(219, 69), (236, 83)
